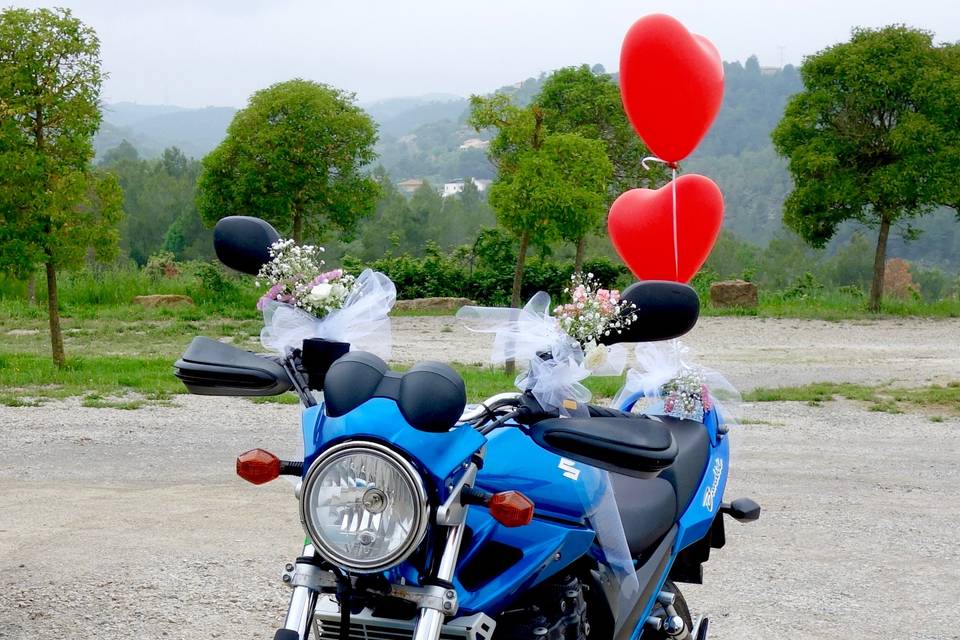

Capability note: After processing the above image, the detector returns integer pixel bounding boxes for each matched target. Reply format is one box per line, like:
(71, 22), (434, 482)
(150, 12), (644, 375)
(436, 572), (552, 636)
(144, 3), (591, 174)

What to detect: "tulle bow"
(457, 292), (626, 416)
(260, 269), (396, 359)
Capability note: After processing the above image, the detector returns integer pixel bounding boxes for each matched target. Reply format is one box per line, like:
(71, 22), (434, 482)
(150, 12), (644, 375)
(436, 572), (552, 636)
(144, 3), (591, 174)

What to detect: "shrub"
(345, 245), (628, 306)
(145, 252), (179, 279)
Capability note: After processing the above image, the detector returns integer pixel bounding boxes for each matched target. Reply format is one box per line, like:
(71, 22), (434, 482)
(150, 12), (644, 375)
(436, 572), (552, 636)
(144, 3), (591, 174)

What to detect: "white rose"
(583, 343), (609, 371)
(307, 283), (333, 304)
(330, 283), (346, 297)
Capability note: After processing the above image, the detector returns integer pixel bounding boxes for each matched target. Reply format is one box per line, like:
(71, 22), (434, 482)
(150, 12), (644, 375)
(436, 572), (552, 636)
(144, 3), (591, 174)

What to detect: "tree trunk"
(868, 215), (891, 313)
(27, 273), (37, 305)
(573, 235), (586, 275)
(292, 211), (303, 244)
(506, 230), (530, 375)
(45, 261), (66, 368)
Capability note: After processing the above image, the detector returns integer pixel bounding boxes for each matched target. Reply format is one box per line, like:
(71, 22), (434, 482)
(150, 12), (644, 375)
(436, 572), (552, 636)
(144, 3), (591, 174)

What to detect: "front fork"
(411, 521), (467, 640)
(278, 543), (321, 640)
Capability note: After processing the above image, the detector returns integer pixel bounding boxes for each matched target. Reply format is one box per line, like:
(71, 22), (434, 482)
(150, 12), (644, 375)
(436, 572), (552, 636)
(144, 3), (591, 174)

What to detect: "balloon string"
(672, 167), (678, 281)
(641, 156), (680, 281)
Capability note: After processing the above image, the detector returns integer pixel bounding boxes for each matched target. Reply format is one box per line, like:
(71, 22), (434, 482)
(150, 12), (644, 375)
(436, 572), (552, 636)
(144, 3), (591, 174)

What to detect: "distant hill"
(95, 103), (236, 161)
(102, 102), (188, 127)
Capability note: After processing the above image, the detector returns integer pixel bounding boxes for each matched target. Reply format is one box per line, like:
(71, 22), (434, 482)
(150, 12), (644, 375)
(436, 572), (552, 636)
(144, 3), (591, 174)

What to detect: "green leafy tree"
(470, 95), (612, 310)
(196, 79), (380, 243)
(772, 26), (960, 311)
(0, 7), (123, 366)
(534, 65), (665, 268)
(535, 66), (665, 192)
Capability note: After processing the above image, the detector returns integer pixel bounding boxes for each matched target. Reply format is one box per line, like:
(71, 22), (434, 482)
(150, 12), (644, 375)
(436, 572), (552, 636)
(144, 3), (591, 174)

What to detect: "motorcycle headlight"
(299, 441), (429, 573)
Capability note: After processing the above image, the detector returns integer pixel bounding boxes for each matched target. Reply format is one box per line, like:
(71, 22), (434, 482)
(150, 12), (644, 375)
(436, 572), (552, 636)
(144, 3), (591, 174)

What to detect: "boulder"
(393, 297), (475, 313)
(709, 280), (758, 308)
(133, 294), (194, 308)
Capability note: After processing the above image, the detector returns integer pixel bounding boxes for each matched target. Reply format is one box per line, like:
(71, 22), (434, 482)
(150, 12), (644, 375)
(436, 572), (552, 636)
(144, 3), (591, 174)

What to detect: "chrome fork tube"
(411, 522), (467, 640)
(283, 544), (319, 638)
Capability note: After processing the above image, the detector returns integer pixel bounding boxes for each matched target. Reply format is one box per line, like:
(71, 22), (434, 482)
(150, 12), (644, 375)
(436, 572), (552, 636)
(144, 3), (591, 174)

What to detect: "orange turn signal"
(489, 490), (535, 527)
(236, 449), (281, 485)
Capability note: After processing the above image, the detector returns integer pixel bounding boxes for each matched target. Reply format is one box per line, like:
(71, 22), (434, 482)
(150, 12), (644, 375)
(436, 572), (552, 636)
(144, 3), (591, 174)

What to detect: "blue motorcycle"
(175, 217), (760, 640)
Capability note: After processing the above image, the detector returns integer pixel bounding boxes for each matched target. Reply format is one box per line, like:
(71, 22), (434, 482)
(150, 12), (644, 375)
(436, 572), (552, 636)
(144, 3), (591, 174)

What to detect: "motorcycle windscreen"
(574, 468), (640, 631)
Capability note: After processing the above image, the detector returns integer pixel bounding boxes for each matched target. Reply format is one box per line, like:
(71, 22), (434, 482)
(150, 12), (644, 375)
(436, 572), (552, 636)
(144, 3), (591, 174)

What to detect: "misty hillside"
(94, 61), (960, 271)
(95, 104), (236, 161)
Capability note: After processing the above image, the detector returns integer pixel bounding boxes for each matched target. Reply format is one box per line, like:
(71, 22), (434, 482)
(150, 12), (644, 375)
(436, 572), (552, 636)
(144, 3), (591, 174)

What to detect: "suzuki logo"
(558, 458), (580, 481)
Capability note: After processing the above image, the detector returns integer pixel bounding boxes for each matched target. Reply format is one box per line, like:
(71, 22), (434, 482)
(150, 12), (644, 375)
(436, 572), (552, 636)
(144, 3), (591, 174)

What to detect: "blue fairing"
(676, 410), (729, 551)
(302, 398), (486, 500)
(475, 426), (608, 521)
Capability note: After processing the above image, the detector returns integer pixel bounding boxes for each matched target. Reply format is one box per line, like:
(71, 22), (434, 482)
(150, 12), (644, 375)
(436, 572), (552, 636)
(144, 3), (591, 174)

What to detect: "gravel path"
(1, 395), (958, 639)
(2, 317), (959, 639)
(392, 316), (960, 390)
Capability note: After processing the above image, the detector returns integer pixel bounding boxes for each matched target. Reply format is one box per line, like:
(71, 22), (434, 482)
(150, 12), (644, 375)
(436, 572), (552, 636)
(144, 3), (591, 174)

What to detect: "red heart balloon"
(619, 14), (724, 163)
(607, 174), (723, 283)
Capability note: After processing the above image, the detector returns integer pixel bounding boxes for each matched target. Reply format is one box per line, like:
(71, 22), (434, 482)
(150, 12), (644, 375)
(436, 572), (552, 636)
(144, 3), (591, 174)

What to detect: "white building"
(459, 138), (490, 150)
(441, 177), (489, 198)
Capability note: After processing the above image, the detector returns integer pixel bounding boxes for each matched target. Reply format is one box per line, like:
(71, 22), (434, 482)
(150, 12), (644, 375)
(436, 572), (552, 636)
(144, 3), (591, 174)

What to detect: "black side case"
(174, 337), (293, 396)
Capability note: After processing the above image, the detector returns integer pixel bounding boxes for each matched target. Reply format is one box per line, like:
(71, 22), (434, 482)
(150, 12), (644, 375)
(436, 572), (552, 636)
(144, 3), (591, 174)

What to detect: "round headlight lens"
(299, 441), (429, 573)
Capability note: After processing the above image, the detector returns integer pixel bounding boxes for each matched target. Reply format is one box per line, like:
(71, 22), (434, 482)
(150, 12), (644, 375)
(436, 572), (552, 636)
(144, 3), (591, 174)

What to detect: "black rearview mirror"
(213, 216), (281, 276)
(598, 280), (700, 344)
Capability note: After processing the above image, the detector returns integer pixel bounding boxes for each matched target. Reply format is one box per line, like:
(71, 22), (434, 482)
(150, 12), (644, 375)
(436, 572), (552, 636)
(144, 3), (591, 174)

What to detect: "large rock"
(133, 294), (194, 307)
(393, 297), (475, 313)
(709, 280), (758, 308)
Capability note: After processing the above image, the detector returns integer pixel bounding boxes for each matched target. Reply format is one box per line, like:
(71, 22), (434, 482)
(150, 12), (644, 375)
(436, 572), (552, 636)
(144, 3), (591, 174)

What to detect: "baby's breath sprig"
(553, 272), (635, 349)
(255, 239), (358, 318)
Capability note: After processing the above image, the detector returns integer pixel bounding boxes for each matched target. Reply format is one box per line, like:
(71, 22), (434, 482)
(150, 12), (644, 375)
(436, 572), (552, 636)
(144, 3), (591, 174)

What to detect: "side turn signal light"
(237, 448), (281, 485)
(489, 490), (535, 527)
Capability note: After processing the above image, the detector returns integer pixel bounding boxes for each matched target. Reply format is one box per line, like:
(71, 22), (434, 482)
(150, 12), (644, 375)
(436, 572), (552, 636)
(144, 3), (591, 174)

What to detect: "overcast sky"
(11, 0), (960, 108)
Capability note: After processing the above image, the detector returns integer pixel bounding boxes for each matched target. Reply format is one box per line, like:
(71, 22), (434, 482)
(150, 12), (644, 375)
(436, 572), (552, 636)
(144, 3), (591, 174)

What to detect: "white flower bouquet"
(256, 239), (358, 318)
(255, 238), (396, 358)
(554, 272), (635, 347)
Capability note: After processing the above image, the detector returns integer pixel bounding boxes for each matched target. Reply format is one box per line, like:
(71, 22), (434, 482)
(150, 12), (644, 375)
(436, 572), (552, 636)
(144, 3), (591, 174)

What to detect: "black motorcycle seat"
(611, 474), (677, 556)
(611, 418), (711, 556)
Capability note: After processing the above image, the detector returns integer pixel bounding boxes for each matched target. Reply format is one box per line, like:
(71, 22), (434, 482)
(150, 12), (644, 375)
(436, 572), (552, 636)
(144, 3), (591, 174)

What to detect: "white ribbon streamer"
(642, 156), (679, 281)
(457, 292), (626, 416)
(260, 269), (396, 359)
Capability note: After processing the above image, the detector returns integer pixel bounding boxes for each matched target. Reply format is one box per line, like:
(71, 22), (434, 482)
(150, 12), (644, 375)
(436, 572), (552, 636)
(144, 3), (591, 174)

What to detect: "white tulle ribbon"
(612, 339), (741, 424)
(260, 269), (396, 359)
(457, 292), (626, 416)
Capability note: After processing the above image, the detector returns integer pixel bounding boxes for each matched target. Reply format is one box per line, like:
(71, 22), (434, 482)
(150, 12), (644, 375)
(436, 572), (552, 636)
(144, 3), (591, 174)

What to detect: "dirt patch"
(392, 316), (960, 390)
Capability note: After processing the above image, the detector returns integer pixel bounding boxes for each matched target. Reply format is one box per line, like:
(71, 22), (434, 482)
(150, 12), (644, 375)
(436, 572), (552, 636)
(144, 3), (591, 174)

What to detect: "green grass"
(0, 353), (182, 406)
(700, 290), (960, 320)
(0, 351), (626, 407)
(744, 381), (960, 416)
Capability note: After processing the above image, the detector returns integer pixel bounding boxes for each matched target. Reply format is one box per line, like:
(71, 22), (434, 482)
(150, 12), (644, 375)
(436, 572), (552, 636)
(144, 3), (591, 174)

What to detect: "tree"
(100, 143), (203, 264)
(196, 79), (380, 244)
(0, 7), (123, 367)
(534, 65), (666, 269)
(470, 95), (612, 309)
(772, 26), (960, 311)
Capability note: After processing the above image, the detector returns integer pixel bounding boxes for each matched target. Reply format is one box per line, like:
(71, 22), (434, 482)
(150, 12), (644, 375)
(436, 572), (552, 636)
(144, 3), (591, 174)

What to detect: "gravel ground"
(1, 396), (958, 639)
(392, 315), (960, 390)
(1, 317), (959, 639)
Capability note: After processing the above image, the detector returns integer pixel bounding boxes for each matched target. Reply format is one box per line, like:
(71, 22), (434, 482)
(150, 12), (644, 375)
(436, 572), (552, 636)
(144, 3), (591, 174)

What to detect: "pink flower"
(319, 268), (343, 282)
(256, 283), (285, 310)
